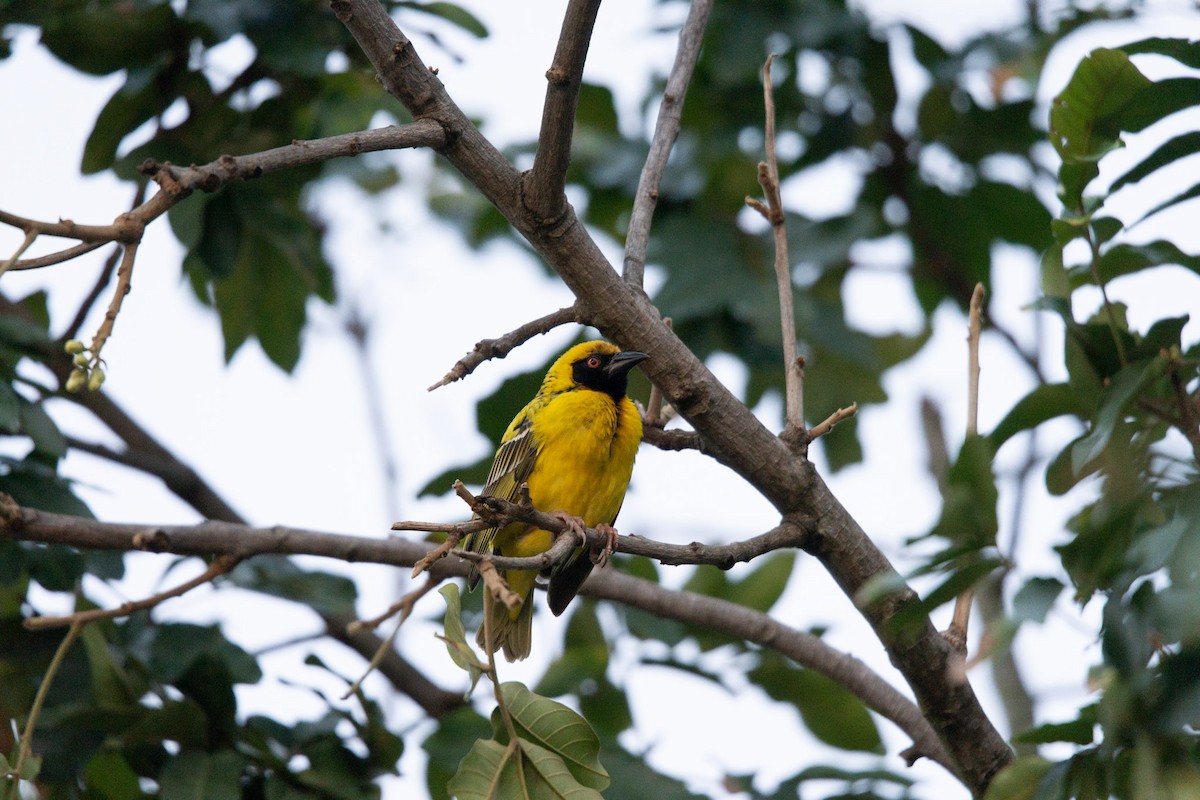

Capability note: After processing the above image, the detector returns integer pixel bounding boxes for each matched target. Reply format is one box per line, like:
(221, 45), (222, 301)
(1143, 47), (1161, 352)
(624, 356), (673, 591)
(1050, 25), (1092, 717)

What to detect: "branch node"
(133, 528), (172, 552)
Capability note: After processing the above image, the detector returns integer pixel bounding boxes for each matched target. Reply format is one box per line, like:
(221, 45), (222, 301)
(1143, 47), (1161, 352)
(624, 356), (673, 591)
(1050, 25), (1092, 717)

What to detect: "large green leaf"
(749, 651), (883, 754)
(159, 750), (246, 800)
(1049, 48), (1151, 208)
(498, 682), (609, 791)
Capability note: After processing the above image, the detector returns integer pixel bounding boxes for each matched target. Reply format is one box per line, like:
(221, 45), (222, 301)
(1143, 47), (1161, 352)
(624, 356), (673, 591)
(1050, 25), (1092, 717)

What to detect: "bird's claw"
(591, 523), (619, 567)
(550, 511), (588, 546)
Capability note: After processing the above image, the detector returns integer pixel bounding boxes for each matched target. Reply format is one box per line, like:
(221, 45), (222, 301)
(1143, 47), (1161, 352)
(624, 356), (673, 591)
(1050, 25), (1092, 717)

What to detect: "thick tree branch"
(333, 2), (1012, 791)
(1, 501), (954, 776)
(525, 0), (602, 222)
(622, 0), (713, 286)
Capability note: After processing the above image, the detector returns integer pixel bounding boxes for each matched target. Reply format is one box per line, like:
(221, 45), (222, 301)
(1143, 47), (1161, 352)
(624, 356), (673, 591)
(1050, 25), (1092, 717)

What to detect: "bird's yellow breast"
(526, 388), (642, 528)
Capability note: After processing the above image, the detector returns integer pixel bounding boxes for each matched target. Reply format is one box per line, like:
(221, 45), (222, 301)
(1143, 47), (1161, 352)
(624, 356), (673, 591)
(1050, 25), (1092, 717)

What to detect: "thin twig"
(25, 554), (241, 629)
(6, 241), (106, 271)
(341, 572), (442, 698)
(1, 229), (38, 279)
(62, 245), (122, 343)
(346, 308), (403, 522)
(7, 621), (83, 796)
(428, 305), (580, 390)
(62, 184), (147, 343)
(945, 283), (985, 655)
(88, 241), (138, 364)
(622, 0), (714, 286)
(747, 55), (803, 432)
(478, 559), (523, 610)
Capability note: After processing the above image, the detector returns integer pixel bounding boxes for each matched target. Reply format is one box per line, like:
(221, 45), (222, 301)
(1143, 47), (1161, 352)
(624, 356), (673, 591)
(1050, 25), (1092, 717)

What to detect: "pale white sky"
(2, 1), (1200, 797)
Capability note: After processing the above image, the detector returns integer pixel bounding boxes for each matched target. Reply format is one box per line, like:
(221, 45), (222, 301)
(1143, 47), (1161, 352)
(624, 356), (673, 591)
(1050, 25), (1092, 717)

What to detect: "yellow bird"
(461, 340), (647, 661)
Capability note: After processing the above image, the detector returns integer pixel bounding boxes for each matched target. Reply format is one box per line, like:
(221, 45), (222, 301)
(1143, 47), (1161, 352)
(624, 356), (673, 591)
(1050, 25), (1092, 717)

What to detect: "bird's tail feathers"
(547, 552), (593, 616)
(476, 592), (534, 661)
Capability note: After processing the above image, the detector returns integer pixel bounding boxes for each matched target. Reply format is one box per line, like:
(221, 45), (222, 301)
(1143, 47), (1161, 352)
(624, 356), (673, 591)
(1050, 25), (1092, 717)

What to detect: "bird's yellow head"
(540, 340), (648, 400)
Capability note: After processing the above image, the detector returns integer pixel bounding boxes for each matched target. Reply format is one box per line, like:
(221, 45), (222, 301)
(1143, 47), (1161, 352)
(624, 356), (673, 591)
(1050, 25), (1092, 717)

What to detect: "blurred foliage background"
(1, 0), (1198, 798)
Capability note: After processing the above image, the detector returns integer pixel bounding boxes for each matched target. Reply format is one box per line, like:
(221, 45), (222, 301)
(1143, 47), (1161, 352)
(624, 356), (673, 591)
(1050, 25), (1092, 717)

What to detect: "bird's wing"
(463, 412), (539, 558)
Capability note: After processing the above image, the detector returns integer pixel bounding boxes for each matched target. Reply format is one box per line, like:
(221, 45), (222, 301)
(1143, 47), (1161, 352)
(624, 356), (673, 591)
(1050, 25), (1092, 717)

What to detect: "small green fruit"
(87, 369), (106, 392)
(65, 368), (87, 393)
(64, 339), (85, 355)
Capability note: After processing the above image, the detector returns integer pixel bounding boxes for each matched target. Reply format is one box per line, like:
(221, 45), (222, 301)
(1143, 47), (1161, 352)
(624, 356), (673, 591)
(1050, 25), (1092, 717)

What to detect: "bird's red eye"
(586, 356), (602, 369)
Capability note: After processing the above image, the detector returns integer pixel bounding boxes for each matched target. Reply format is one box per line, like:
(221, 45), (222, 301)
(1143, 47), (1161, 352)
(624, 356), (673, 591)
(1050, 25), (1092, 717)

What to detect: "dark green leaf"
(1011, 577), (1063, 624)
(227, 556), (358, 617)
(981, 755), (1054, 800)
(1049, 48), (1151, 208)
(397, 1), (489, 38)
(158, 750), (246, 800)
(0, 382), (21, 433)
(749, 651), (883, 753)
(990, 383), (1085, 452)
(1110, 130), (1200, 192)
(423, 707), (490, 800)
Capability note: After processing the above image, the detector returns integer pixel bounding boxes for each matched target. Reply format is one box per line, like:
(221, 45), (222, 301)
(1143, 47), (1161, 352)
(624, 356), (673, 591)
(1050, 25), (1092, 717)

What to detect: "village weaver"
(461, 340), (647, 661)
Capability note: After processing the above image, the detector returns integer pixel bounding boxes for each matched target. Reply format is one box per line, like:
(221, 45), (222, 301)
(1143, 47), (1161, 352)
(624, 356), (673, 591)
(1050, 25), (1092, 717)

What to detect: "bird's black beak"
(605, 350), (649, 378)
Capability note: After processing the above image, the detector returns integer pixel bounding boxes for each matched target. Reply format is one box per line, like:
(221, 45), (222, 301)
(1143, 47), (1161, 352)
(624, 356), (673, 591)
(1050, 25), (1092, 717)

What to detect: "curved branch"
(525, 0), (602, 221)
(396, 487), (808, 570)
(0, 500), (953, 776)
(623, 0), (713, 287)
(8, 240), (106, 271)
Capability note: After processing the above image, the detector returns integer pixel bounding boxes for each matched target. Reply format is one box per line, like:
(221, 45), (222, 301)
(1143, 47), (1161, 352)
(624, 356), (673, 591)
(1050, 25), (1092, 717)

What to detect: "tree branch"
(1, 500), (955, 777)
(428, 304), (581, 391)
(524, 0), (602, 222)
(622, 0), (713, 286)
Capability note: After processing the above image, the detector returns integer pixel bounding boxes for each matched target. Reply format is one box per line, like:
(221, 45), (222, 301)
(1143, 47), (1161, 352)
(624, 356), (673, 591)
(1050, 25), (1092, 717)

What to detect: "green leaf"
(0, 456), (90, 516)
(227, 556), (358, 617)
(982, 755), (1054, 800)
(438, 583), (485, 694)
(83, 750), (141, 800)
(447, 738), (520, 800)
(989, 383), (1085, 452)
(159, 750), (246, 800)
(749, 651), (883, 754)
(1012, 577), (1063, 624)
(1119, 77), (1200, 133)
(930, 435), (999, 549)
(727, 552), (795, 613)
(149, 623), (262, 685)
(499, 682), (609, 790)
(1121, 36), (1200, 68)
(20, 401), (68, 460)
(1110, 130), (1200, 192)
(1088, 241), (1200, 286)
(1014, 718), (1096, 746)
(1049, 48), (1152, 208)
(82, 64), (173, 174)
(0, 382), (21, 433)
(397, 1), (489, 38)
(1070, 357), (1165, 475)
(423, 707), (491, 800)
(1133, 179), (1200, 227)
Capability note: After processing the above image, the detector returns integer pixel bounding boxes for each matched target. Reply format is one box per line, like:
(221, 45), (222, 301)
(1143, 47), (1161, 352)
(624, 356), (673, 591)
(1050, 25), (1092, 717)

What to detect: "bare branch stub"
(944, 283), (986, 652)
(427, 305), (581, 391)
